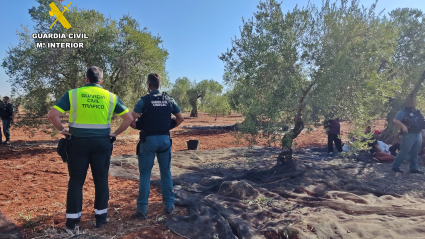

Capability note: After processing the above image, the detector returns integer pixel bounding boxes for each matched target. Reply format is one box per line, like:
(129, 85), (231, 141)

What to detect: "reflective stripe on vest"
(68, 86), (117, 129)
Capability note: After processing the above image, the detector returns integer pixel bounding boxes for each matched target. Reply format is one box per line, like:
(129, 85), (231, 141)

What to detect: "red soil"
(0, 112), (387, 238)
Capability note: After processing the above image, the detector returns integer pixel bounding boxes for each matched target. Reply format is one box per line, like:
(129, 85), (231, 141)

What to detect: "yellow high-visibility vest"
(68, 86), (117, 129)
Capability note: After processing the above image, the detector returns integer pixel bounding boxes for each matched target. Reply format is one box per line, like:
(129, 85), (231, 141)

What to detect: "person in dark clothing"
(324, 118), (343, 154)
(367, 132), (379, 156)
(389, 143), (400, 156)
(392, 95), (424, 174)
(0, 96), (14, 144)
(48, 67), (133, 230)
(130, 73), (184, 219)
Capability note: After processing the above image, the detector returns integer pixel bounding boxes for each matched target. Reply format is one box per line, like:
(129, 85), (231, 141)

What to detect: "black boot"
(65, 218), (80, 230)
(95, 217), (109, 228)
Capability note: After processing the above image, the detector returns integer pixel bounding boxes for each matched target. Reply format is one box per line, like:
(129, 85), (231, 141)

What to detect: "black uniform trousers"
(65, 136), (112, 226)
(328, 133), (343, 153)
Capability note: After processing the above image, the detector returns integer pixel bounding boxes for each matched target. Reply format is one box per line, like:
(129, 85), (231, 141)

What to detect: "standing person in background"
(324, 114), (343, 155)
(0, 96), (14, 144)
(130, 73), (184, 219)
(48, 66), (133, 229)
(391, 95), (424, 174)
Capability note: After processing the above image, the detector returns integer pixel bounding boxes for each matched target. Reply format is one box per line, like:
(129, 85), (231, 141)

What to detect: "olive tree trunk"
(275, 83), (313, 170)
(381, 70), (425, 144)
(190, 103), (198, 117)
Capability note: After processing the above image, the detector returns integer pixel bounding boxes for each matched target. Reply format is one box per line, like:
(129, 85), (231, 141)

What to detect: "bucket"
(187, 140), (200, 150)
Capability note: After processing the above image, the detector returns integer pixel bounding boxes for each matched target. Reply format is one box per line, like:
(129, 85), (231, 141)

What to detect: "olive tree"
(204, 94), (231, 120)
(187, 79), (223, 117)
(220, 0), (397, 164)
(379, 9), (425, 143)
(2, 0), (168, 133)
(170, 77), (192, 112)
(171, 78), (223, 117)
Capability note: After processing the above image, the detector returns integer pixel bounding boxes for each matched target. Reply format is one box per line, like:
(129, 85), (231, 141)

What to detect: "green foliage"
(188, 79), (223, 117)
(378, 8), (425, 143)
(170, 77), (192, 112)
(2, 0), (168, 132)
(223, 89), (242, 112)
(344, 128), (374, 155)
(220, 0), (398, 148)
(19, 212), (41, 228)
(171, 78), (223, 116)
(204, 94), (231, 120)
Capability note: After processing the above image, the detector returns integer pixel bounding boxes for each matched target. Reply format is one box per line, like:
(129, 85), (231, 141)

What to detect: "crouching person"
(368, 130), (395, 162)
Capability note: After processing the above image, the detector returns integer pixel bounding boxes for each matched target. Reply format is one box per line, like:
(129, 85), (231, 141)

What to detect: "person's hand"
(402, 126), (408, 133)
(61, 130), (71, 136)
(130, 121), (137, 129)
(109, 132), (117, 137)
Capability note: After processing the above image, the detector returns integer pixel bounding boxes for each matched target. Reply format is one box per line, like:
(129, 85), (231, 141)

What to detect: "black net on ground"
(111, 147), (425, 239)
(0, 210), (22, 239)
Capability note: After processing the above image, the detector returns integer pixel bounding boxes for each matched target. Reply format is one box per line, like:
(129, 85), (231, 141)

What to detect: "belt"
(71, 135), (110, 139)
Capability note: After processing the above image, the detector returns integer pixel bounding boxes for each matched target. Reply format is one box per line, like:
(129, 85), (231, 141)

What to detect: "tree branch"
(296, 81), (315, 122)
(409, 69), (425, 97)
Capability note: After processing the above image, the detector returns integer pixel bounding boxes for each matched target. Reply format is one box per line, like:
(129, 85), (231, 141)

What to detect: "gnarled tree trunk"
(189, 95), (200, 117)
(381, 70), (425, 144)
(190, 103), (198, 117)
(277, 116), (304, 172)
(274, 82), (312, 172)
(381, 98), (403, 144)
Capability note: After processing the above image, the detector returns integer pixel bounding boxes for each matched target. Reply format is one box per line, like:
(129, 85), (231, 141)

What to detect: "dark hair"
(3, 96), (9, 100)
(147, 73), (161, 89)
(86, 66), (103, 84)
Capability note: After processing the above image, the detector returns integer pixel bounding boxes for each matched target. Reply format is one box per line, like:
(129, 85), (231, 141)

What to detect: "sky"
(0, 0), (424, 96)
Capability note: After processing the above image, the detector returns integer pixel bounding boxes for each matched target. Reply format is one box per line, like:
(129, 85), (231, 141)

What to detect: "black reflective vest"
(401, 108), (424, 134)
(0, 102), (13, 120)
(136, 92), (172, 136)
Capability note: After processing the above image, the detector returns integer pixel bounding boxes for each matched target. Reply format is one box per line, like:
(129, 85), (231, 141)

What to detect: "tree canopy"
(2, 0), (168, 132)
(203, 93), (231, 120)
(379, 8), (425, 143)
(171, 78), (223, 117)
(220, 0), (399, 150)
(170, 77), (192, 112)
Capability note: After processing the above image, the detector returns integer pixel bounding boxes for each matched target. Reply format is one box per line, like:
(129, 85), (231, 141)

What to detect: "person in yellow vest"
(48, 66), (133, 230)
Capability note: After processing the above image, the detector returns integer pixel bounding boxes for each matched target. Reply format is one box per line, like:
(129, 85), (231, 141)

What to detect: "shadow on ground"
(107, 146), (425, 238)
(0, 210), (22, 239)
